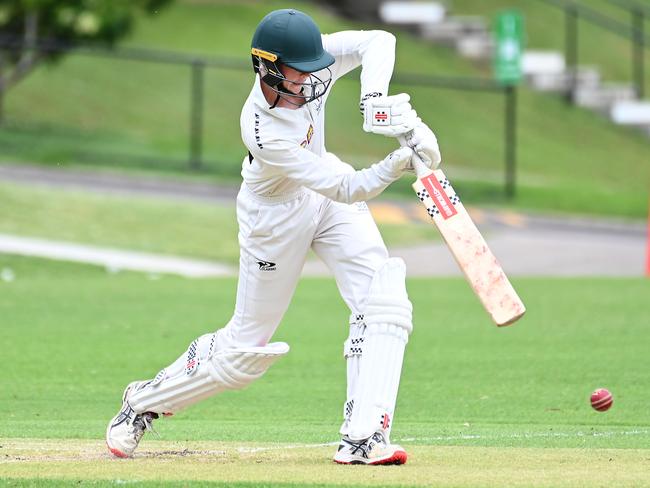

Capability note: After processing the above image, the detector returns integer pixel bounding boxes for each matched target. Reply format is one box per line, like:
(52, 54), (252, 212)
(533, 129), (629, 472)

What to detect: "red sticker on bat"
(420, 174), (457, 220)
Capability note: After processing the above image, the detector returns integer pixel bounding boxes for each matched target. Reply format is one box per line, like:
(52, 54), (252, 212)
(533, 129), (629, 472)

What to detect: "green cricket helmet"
(251, 9), (335, 106)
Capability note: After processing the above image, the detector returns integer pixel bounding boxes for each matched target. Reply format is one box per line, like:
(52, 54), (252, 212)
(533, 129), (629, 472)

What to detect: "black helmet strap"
(269, 93), (281, 109)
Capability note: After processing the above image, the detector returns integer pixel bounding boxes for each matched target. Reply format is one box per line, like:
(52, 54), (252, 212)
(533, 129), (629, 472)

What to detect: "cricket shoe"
(333, 431), (407, 465)
(106, 381), (159, 458)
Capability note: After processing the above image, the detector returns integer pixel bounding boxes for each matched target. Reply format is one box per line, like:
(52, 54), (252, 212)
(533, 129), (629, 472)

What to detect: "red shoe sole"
(371, 449), (407, 465)
(106, 443), (129, 458)
(333, 449), (408, 465)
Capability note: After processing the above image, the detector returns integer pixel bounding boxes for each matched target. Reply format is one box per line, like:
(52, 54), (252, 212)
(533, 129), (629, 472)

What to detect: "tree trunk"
(19, 11), (39, 70)
(0, 11), (41, 92)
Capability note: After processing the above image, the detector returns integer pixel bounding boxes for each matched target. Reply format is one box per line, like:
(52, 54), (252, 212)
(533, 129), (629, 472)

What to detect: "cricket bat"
(410, 158), (526, 326)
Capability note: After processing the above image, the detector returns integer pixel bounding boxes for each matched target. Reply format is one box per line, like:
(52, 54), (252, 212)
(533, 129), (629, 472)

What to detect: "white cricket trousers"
(217, 183), (389, 348)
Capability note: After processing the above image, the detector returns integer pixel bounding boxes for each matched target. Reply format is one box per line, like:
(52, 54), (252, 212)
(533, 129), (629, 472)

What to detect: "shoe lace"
(343, 432), (385, 458)
(343, 438), (370, 458)
(370, 431), (387, 447)
(130, 412), (160, 439)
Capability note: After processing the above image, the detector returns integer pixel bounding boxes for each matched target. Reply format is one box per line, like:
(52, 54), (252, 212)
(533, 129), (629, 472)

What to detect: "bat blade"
(412, 168), (525, 326)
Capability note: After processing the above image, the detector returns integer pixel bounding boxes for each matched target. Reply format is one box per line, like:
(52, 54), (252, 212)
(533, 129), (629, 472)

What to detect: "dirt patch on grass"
(1, 438), (649, 487)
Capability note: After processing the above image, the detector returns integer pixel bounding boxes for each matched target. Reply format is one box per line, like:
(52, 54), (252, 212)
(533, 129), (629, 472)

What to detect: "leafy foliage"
(0, 0), (173, 45)
(0, 0), (174, 88)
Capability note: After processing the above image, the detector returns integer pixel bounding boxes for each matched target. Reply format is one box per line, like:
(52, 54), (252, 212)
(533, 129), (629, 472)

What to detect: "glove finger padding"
(379, 146), (414, 177)
(415, 139), (441, 167)
(388, 100), (412, 116)
(389, 110), (419, 129)
(399, 122), (442, 170)
(363, 93), (419, 137)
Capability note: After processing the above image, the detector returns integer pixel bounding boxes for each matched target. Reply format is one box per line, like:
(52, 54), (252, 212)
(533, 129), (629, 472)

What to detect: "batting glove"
(362, 93), (419, 138)
(398, 121), (442, 172)
(378, 146), (415, 177)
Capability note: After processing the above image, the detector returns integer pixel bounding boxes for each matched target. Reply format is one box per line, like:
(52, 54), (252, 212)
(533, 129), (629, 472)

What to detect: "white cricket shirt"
(240, 30), (400, 204)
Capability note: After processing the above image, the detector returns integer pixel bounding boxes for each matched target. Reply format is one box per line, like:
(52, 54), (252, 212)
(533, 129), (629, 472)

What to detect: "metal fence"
(0, 39), (519, 195)
(535, 0), (650, 99)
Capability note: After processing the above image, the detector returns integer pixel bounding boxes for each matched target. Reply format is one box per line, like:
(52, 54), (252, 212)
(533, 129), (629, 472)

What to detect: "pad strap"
(129, 334), (289, 414)
(343, 316), (365, 359)
(340, 314), (365, 436)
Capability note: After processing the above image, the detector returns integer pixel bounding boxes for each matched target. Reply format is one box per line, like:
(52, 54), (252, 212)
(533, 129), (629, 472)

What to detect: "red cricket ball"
(590, 388), (613, 412)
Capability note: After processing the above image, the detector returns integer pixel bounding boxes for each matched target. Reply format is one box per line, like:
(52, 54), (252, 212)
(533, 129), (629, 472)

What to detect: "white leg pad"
(129, 332), (289, 414)
(347, 258), (412, 442)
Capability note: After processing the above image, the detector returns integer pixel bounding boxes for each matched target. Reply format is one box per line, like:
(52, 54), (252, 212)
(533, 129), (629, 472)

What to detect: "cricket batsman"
(106, 8), (441, 465)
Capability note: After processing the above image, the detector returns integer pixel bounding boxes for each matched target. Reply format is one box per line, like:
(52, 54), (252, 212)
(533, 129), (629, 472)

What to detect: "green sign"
(494, 11), (524, 85)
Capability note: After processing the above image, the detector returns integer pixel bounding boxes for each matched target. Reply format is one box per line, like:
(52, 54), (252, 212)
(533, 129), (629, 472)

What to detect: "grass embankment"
(0, 0), (648, 217)
(452, 0), (650, 87)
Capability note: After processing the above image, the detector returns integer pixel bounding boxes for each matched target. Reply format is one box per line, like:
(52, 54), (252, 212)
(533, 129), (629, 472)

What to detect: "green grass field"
(0, 180), (441, 263)
(2, 3), (649, 485)
(1, 0), (650, 217)
(1, 255), (649, 486)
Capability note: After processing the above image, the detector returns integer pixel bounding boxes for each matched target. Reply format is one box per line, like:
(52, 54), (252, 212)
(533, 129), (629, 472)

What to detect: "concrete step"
(567, 67), (601, 89)
(419, 16), (488, 45)
(455, 32), (493, 60)
(527, 67), (601, 93)
(521, 52), (603, 92)
(522, 51), (565, 76)
(573, 83), (637, 111)
(610, 100), (650, 127)
(379, 1), (446, 25)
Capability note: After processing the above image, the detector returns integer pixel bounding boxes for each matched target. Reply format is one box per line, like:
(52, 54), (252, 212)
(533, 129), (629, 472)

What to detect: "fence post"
(0, 80), (4, 127)
(646, 193), (650, 277)
(632, 8), (645, 99)
(189, 59), (205, 170)
(0, 52), (4, 126)
(504, 84), (517, 198)
(565, 3), (578, 103)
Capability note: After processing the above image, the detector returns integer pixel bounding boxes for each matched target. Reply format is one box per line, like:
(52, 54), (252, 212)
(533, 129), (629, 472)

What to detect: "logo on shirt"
(256, 259), (277, 271)
(254, 113), (264, 149)
(300, 124), (314, 148)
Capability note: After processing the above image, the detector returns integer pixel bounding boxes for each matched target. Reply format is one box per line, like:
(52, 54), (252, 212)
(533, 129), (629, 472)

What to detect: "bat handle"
(410, 151), (430, 178)
(399, 129), (430, 179)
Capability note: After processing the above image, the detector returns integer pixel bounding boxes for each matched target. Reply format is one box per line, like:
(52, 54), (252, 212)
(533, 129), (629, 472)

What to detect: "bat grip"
(399, 129), (430, 178)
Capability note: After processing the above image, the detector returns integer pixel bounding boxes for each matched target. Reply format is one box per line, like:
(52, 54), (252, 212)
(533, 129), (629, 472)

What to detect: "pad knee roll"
(364, 258), (413, 334)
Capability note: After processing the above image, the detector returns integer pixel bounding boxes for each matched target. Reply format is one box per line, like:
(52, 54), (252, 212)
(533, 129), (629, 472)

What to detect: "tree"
(0, 0), (173, 109)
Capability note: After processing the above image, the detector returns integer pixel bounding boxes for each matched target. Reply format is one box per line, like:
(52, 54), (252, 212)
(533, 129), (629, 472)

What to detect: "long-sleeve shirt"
(240, 30), (401, 204)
